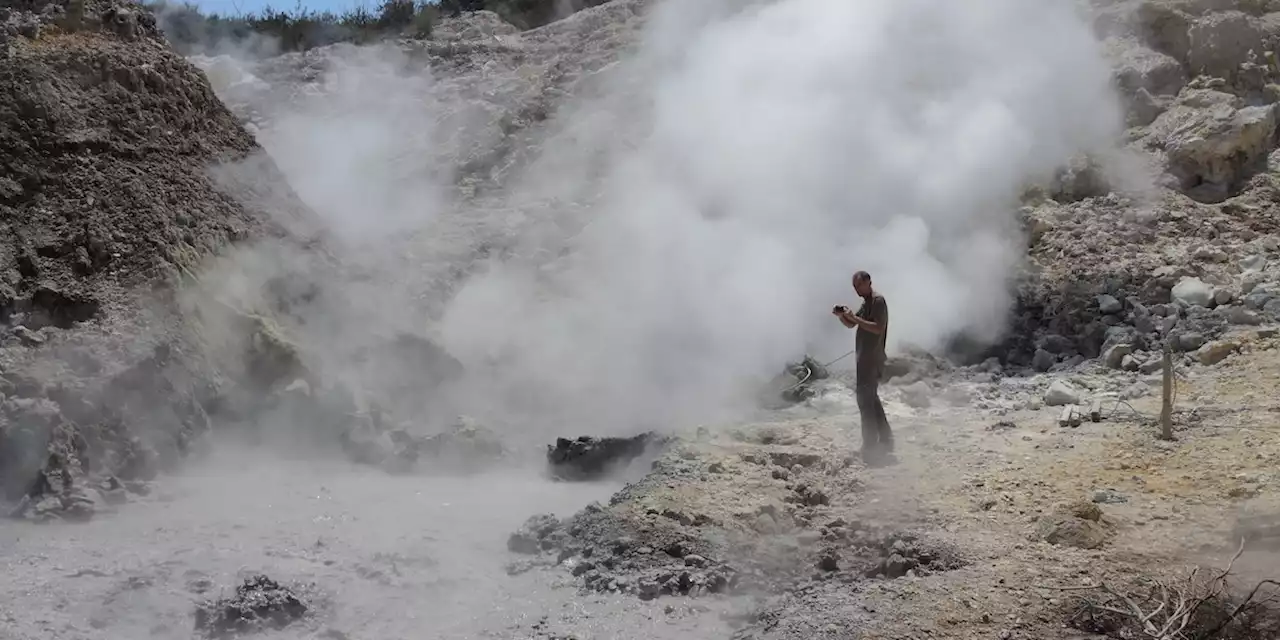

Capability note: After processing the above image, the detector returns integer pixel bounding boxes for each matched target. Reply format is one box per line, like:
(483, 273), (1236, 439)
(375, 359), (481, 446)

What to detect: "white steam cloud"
(207, 0), (1124, 439)
(436, 0), (1123, 431)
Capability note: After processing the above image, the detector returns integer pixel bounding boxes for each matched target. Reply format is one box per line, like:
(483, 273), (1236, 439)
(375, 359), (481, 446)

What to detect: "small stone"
(1096, 294), (1122, 314)
(1265, 298), (1280, 318)
(1245, 291), (1273, 310)
(1196, 340), (1239, 365)
(507, 514), (560, 555)
(1044, 380), (1080, 406)
(1104, 343), (1132, 369)
(1215, 288), (1236, 305)
(1139, 357), (1164, 374)
(1221, 305), (1263, 325)
(638, 579), (661, 601)
(1172, 277), (1214, 307)
(1091, 489), (1127, 504)
(816, 550), (840, 572)
(1134, 314), (1156, 334)
(1177, 332), (1206, 352)
(1120, 354), (1140, 371)
(1240, 254), (1267, 272)
(10, 325), (44, 346)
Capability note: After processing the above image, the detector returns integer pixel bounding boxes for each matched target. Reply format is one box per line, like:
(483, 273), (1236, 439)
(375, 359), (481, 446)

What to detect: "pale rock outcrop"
(1147, 88), (1277, 201)
(1187, 11), (1265, 81)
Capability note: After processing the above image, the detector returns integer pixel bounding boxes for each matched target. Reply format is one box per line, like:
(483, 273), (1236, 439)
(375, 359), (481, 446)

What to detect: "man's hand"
(834, 305), (858, 329)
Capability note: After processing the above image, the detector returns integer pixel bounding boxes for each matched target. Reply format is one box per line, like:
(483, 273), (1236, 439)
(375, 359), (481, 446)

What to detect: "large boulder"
(1186, 11), (1265, 82)
(1108, 39), (1189, 97)
(1106, 36), (1188, 124)
(1149, 95), (1278, 202)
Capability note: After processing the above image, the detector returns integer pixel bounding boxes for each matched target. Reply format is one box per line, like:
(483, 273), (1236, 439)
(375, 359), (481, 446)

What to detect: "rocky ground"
(504, 328), (1280, 639)
(5, 0), (1280, 638)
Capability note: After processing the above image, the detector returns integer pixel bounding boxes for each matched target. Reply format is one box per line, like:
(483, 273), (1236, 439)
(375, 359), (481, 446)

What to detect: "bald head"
(852, 270), (873, 297)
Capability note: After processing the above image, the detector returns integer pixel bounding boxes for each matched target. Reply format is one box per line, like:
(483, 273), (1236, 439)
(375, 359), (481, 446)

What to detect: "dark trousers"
(856, 356), (893, 456)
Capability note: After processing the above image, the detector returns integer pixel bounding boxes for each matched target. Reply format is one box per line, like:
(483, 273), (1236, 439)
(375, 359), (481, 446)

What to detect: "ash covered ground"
(6, 0), (1280, 639)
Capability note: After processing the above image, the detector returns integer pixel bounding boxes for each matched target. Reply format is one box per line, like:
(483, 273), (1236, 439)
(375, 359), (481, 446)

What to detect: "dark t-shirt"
(855, 293), (889, 366)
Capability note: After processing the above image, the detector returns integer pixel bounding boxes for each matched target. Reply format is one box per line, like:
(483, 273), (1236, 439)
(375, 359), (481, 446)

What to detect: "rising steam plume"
(196, 0), (1125, 440)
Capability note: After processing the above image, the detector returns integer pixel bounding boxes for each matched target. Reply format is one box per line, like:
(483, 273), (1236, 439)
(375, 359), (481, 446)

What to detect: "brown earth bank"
(1, 0), (308, 513)
(0, 0), (464, 523)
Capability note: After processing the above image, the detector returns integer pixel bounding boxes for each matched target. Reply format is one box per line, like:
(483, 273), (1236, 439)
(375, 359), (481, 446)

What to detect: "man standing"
(832, 270), (894, 464)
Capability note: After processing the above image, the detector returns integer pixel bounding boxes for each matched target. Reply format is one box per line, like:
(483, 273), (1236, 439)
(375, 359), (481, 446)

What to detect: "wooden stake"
(1159, 342), (1174, 441)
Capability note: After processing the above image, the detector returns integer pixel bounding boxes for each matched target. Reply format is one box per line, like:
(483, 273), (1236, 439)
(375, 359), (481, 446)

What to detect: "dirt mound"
(193, 574), (311, 637)
(0, 0), (322, 505)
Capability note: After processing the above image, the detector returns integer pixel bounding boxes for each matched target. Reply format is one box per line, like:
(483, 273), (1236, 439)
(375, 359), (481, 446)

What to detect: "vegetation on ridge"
(146, 0), (612, 55)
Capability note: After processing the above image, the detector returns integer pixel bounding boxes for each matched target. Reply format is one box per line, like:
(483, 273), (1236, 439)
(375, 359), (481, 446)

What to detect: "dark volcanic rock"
(193, 574), (309, 637)
(546, 432), (665, 481)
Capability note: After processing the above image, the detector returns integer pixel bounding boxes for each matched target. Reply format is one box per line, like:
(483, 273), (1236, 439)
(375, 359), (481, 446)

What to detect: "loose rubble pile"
(193, 574), (311, 637)
(1000, 1), (1280, 369)
(507, 453), (966, 608)
(506, 507), (746, 600)
(811, 525), (965, 579)
(1032, 500), (1116, 550)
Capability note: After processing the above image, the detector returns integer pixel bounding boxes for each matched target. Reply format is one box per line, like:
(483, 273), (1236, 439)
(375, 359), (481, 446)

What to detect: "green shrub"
(146, 0), (613, 54)
(145, 0), (438, 54)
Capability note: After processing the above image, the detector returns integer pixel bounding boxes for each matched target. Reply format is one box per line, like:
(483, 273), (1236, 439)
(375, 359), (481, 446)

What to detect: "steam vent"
(3, 1), (1280, 639)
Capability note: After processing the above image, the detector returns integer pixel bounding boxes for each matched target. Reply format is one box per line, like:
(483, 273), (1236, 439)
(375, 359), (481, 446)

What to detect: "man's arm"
(842, 299), (886, 334)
